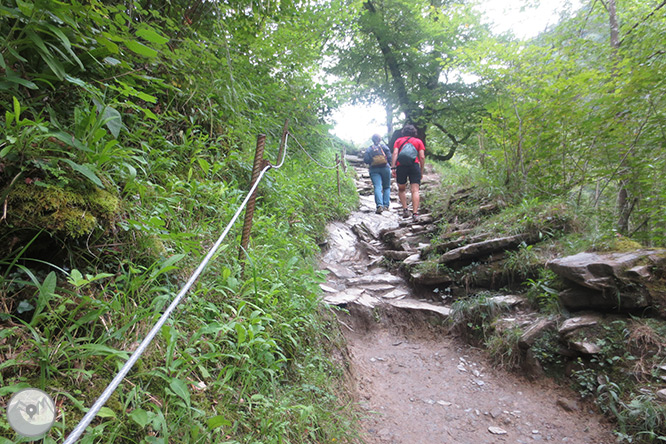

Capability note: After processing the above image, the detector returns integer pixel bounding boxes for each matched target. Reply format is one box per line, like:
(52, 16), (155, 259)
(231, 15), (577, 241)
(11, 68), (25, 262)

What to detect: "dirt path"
(321, 157), (616, 444)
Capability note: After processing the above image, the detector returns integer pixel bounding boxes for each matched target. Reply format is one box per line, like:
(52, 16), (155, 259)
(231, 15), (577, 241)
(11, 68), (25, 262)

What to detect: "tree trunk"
(608, 0), (632, 234)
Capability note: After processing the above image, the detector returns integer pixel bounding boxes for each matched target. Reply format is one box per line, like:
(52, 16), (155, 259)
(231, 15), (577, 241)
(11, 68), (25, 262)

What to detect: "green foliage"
(448, 292), (511, 343)
(327, 0), (490, 154)
(484, 325), (523, 371)
(465, 0), (666, 246)
(0, 0), (360, 442)
(525, 270), (562, 315)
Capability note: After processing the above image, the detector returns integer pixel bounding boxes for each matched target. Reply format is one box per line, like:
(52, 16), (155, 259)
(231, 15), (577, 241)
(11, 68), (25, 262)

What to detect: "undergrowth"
(0, 138), (361, 443)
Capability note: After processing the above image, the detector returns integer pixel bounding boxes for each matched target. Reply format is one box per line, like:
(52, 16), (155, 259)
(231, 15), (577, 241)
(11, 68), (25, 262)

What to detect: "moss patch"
(4, 183), (120, 237)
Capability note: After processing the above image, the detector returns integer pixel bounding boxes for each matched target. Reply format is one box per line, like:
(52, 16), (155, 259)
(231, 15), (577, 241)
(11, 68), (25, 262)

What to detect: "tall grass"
(0, 143), (361, 443)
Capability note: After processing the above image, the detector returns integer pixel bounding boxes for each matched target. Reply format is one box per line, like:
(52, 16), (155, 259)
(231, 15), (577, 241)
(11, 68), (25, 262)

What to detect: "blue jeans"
(370, 166), (391, 208)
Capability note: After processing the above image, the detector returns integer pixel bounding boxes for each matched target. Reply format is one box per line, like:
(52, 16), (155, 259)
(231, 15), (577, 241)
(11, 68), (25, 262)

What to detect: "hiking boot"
(376, 206), (384, 214)
(412, 213), (419, 222)
(402, 208), (410, 218)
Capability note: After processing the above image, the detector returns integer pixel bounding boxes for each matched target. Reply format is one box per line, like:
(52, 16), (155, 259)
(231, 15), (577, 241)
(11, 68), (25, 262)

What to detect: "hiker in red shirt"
(391, 124), (425, 221)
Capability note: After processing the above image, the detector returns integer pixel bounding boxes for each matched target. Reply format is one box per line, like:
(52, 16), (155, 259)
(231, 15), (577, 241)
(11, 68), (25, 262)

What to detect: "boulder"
(558, 314), (604, 336)
(437, 234), (532, 266)
(519, 318), (557, 349)
(547, 249), (666, 313)
(384, 250), (412, 261)
(570, 341), (601, 355)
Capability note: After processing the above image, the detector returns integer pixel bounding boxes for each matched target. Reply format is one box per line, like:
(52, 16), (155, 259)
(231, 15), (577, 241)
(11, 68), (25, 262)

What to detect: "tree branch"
(619, 0), (666, 46)
(363, 1), (412, 118)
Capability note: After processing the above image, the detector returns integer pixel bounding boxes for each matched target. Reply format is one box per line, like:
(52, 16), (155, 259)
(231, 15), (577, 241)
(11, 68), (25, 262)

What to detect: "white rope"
(63, 159), (276, 443)
(289, 132), (340, 170)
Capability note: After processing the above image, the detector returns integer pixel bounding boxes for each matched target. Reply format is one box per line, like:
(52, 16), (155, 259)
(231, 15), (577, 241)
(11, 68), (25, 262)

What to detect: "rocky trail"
(319, 155), (616, 444)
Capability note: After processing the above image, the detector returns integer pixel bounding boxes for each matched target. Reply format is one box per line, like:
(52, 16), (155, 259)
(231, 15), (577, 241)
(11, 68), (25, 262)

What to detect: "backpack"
(397, 137), (418, 165)
(368, 144), (387, 166)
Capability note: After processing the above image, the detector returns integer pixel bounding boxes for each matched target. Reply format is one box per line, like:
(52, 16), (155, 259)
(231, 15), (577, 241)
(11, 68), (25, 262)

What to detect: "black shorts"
(396, 163), (421, 185)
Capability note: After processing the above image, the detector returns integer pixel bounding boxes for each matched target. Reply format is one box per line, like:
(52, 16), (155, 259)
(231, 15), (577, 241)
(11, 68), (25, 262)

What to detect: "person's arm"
(383, 143), (392, 165)
(391, 144), (399, 170)
(363, 147), (371, 165)
(419, 148), (425, 170)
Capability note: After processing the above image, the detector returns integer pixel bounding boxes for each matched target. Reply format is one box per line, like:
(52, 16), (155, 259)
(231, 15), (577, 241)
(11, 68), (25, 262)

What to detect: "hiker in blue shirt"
(363, 134), (392, 214)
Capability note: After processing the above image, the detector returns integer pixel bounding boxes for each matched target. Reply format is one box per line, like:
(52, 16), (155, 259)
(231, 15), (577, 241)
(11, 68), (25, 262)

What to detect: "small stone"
(489, 426), (508, 435)
(657, 389), (666, 401)
(533, 430), (540, 434)
(319, 284), (338, 293)
(556, 398), (580, 412)
(437, 400), (452, 406)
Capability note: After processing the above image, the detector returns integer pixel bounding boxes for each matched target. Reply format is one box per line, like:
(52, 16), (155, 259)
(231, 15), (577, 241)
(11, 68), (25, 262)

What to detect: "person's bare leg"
(411, 183), (420, 214)
(398, 184), (408, 210)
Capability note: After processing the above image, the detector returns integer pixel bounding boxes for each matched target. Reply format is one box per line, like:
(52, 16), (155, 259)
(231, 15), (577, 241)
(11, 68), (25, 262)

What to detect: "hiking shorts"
(396, 163), (421, 185)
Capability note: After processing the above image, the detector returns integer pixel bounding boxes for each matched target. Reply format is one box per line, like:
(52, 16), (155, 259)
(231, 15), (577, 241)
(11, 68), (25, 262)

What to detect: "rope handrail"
(62, 133), (288, 443)
(289, 132), (340, 170)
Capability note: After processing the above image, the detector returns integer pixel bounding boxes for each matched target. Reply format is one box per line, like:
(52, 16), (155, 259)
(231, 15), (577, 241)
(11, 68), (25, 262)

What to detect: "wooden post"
(336, 153), (341, 196)
(239, 134), (266, 262)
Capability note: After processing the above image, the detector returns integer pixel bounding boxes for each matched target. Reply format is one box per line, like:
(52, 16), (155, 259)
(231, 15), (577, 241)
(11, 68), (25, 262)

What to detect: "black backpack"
(397, 137), (418, 165)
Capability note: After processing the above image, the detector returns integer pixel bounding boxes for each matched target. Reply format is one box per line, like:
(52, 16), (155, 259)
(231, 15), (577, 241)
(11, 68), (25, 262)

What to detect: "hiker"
(391, 124), (425, 221)
(363, 134), (392, 214)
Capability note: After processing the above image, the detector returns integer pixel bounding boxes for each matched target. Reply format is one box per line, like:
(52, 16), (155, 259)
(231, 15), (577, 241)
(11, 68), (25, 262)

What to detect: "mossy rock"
(1, 182), (121, 246)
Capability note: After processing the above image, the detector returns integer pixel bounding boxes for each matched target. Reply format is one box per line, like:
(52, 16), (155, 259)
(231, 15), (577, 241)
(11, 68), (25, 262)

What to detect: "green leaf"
(169, 379), (190, 407)
(150, 253), (185, 279)
(45, 24), (84, 69)
(0, 53), (5, 69)
(136, 91), (157, 103)
(129, 409), (149, 428)
(1, 74), (38, 90)
(26, 29), (66, 79)
(235, 323), (247, 344)
(67, 269), (84, 286)
(49, 131), (92, 152)
(97, 407), (116, 418)
(12, 96), (19, 124)
(125, 40), (158, 58)
(101, 105), (123, 138)
(61, 158), (105, 188)
(0, 382), (31, 396)
(142, 107), (157, 120)
(17, 300), (34, 313)
(98, 35), (120, 54)
(197, 158), (210, 175)
(65, 75), (88, 88)
(136, 26), (170, 45)
(207, 415), (231, 430)
(103, 57), (121, 66)
(15, 0), (34, 16)
(41, 271), (57, 299)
